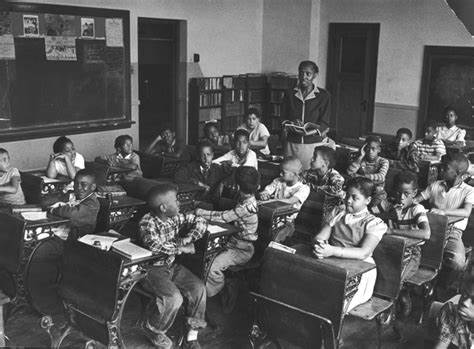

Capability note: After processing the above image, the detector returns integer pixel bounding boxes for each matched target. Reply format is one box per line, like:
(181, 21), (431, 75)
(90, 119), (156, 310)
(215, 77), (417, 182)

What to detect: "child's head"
(73, 168), (97, 200)
(298, 60), (319, 89)
(364, 135), (382, 161)
(0, 148), (10, 172)
(344, 177), (374, 214)
(53, 136), (75, 157)
(393, 171), (418, 208)
(235, 166), (260, 196)
(310, 146), (335, 171)
(395, 128), (413, 150)
(444, 106), (458, 127)
(423, 122), (437, 141)
(204, 122), (220, 144)
(160, 127), (175, 146)
(233, 129), (250, 157)
(198, 140), (214, 167)
(280, 157), (303, 183)
(114, 135), (133, 156)
(441, 152), (469, 183)
(245, 107), (261, 130)
(458, 275), (474, 322)
(147, 183), (180, 217)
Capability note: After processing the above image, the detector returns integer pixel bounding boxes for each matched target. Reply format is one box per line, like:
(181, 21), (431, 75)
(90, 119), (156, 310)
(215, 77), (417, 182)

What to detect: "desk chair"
(423, 294), (460, 347)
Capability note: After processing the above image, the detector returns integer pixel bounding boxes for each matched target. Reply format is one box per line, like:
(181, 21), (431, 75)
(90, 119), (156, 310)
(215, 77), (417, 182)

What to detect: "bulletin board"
(0, 2), (131, 141)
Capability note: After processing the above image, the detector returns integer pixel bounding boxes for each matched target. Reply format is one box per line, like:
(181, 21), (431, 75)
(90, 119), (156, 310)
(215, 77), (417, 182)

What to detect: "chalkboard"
(0, 3), (131, 141)
(419, 46), (474, 136)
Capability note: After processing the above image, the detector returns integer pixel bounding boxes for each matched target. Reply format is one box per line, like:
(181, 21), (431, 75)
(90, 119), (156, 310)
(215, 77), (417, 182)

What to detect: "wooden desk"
(85, 162), (134, 185)
(258, 200), (299, 243)
(447, 215), (464, 225)
(96, 195), (146, 233)
(20, 171), (71, 205)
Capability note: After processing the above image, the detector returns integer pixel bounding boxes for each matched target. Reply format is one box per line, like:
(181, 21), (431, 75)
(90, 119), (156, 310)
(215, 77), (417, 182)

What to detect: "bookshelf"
(245, 74), (267, 125)
(266, 74), (297, 133)
(221, 75), (246, 134)
(189, 77), (223, 144)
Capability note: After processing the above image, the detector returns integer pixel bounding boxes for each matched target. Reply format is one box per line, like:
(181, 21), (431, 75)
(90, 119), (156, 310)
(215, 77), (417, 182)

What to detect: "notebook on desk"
(112, 238), (152, 260)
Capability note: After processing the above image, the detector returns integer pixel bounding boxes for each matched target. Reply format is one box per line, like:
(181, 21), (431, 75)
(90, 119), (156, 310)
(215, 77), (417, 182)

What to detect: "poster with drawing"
(45, 36), (77, 61)
(23, 15), (39, 36)
(81, 17), (94, 38)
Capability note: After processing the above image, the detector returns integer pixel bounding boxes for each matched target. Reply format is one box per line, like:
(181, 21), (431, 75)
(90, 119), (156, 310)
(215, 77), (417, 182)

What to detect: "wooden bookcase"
(266, 74), (297, 133)
(221, 75), (246, 134)
(245, 74), (267, 123)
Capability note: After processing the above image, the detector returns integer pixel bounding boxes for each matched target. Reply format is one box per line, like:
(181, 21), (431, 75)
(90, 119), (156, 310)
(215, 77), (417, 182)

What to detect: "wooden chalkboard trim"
(0, 120), (135, 142)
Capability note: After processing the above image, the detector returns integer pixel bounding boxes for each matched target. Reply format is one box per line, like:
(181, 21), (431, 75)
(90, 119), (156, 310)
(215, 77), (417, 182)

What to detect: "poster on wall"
(0, 34), (15, 59)
(44, 14), (76, 36)
(105, 18), (123, 47)
(23, 14), (39, 36)
(81, 17), (95, 38)
(45, 36), (77, 61)
(0, 11), (11, 35)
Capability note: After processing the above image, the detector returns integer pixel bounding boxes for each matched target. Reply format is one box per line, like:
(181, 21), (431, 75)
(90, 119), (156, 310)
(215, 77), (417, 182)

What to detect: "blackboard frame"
(0, 2), (132, 141)
(418, 45), (474, 137)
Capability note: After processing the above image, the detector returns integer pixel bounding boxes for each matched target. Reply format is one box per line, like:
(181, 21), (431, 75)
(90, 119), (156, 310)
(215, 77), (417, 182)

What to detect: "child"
(347, 136), (390, 215)
(50, 168), (100, 240)
(302, 146), (345, 224)
(382, 128), (420, 173)
(435, 275), (474, 349)
(46, 136), (85, 180)
(195, 166), (259, 297)
(0, 148), (26, 206)
(175, 141), (231, 205)
(139, 184), (207, 349)
(437, 107), (466, 147)
(238, 107), (271, 155)
(313, 177), (388, 311)
(213, 129), (258, 169)
(146, 127), (183, 157)
(97, 135), (143, 181)
(415, 153), (474, 273)
(414, 122), (447, 162)
(203, 121), (230, 148)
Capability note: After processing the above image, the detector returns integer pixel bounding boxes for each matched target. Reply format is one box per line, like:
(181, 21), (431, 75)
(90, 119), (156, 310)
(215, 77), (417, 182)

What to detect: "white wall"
(4, 0), (264, 170)
(315, 0), (474, 134)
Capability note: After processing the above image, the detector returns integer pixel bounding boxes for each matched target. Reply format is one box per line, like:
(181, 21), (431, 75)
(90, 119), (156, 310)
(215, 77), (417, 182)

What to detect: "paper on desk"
(78, 234), (119, 251)
(21, 211), (47, 221)
(207, 224), (227, 235)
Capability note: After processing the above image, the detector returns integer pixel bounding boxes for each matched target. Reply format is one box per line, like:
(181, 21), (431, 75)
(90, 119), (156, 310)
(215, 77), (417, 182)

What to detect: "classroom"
(0, 0), (474, 348)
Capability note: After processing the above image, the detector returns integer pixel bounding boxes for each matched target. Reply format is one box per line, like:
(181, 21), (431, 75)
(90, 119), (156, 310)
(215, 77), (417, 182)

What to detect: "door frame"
(137, 18), (187, 145)
(326, 23), (379, 137)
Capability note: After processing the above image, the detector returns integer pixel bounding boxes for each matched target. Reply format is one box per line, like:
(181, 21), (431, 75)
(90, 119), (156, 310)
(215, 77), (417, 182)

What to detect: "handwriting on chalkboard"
(82, 40), (105, 63)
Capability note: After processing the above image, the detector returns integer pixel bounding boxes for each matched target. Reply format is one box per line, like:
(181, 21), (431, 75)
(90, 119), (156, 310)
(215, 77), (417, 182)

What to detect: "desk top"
(207, 221), (241, 238)
(23, 170), (71, 184)
(99, 195), (146, 209)
(448, 215), (464, 225)
(150, 180), (204, 194)
(107, 166), (134, 174)
(391, 235), (424, 248)
(121, 252), (168, 267)
(18, 213), (70, 228)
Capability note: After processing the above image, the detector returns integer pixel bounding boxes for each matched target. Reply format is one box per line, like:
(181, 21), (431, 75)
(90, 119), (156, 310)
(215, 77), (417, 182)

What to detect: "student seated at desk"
(139, 184), (207, 349)
(195, 166), (259, 298)
(145, 127), (184, 158)
(238, 107), (270, 156)
(347, 136), (390, 215)
(96, 134), (143, 181)
(0, 148), (25, 206)
(49, 168), (100, 240)
(302, 146), (345, 224)
(434, 275), (474, 349)
(202, 121), (230, 149)
(313, 177), (388, 311)
(382, 127), (420, 173)
(415, 153), (474, 278)
(436, 106), (466, 148)
(213, 129), (258, 169)
(414, 122), (447, 162)
(46, 136), (85, 180)
(175, 141), (231, 206)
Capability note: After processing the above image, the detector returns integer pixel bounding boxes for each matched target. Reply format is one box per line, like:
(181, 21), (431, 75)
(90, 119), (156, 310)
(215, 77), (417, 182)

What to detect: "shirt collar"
(293, 86), (319, 102)
(117, 152), (132, 160)
(348, 207), (369, 218)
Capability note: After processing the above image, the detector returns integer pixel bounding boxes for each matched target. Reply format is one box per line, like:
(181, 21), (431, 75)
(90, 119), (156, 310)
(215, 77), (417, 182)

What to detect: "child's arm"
(258, 179), (278, 200)
(46, 155), (59, 178)
(0, 176), (21, 194)
(212, 151), (232, 165)
(414, 183), (432, 204)
(318, 172), (344, 196)
(389, 221), (431, 240)
(145, 134), (162, 155)
(196, 201), (257, 224)
(362, 157), (389, 183)
(63, 154), (78, 179)
(140, 218), (183, 256)
(432, 201), (473, 218)
(179, 212), (208, 243)
(347, 146), (365, 176)
(313, 224), (332, 242)
(116, 157), (139, 170)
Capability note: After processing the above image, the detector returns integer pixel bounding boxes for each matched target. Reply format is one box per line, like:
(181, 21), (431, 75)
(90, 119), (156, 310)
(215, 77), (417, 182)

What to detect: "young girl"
(302, 146), (345, 224)
(46, 136), (85, 180)
(238, 107), (270, 155)
(436, 107), (466, 147)
(313, 177), (387, 312)
(213, 129), (258, 169)
(97, 134), (142, 181)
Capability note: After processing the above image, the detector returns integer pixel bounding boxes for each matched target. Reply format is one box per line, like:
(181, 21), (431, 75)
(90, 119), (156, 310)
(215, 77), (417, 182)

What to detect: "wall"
(4, 0), (264, 170)
(261, 0), (312, 74)
(316, 0), (474, 135)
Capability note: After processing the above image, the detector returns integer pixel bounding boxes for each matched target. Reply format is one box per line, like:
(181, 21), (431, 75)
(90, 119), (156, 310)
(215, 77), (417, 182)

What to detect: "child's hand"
(313, 241), (334, 259)
(181, 236), (193, 245)
(178, 243), (195, 255)
(259, 192), (270, 201)
(359, 144), (366, 158)
(430, 208), (445, 215)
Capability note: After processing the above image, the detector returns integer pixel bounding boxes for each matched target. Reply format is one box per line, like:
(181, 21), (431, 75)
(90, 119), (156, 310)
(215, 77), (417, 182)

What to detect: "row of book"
(248, 89), (266, 102)
(199, 107), (222, 122)
(270, 90), (286, 102)
(199, 92), (222, 107)
(198, 77), (222, 91)
(223, 89), (245, 103)
(269, 103), (282, 117)
(223, 102), (245, 117)
(221, 115), (245, 132)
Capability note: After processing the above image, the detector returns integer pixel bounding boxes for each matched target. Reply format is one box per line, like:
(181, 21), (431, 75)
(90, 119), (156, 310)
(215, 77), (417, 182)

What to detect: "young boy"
(97, 134), (143, 181)
(195, 166), (260, 297)
(0, 148), (26, 206)
(435, 275), (474, 349)
(415, 153), (474, 273)
(213, 129), (258, 169)
(139, 184), (208, 349)
(437, 107), (466, 147)
(146, 127), (183, 157)
(347, 136), (390, 215)
(414, 122), (447, 162)
(50, 168), (100, 240)
(382, 128), (420, 173)
(302, 146), (345, 224)
(175, 141), (231, 205)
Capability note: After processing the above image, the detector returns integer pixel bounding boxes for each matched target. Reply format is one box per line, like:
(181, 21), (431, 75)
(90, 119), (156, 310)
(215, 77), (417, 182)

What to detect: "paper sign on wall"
(0, 34), (15, 59)
(45, 36), (77, 61)
(105, 18), (123, 47)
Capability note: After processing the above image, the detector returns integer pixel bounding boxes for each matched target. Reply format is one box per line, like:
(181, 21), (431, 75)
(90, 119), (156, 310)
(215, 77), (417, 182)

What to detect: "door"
(326, 23), (379, 139)
(138, 19), (186, 150)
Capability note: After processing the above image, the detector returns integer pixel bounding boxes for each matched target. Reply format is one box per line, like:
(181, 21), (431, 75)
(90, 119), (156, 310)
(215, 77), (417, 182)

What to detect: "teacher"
(282, 60), (331, 170)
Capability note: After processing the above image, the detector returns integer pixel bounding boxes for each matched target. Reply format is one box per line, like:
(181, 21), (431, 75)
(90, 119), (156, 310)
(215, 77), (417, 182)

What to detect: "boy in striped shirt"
(347, 135), (390, 215)
(414, 122), (446, 162)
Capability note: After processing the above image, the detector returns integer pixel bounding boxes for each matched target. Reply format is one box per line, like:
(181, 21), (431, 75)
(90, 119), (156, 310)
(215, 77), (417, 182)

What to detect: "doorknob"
(143, 79), (150, 99)
(360, 100), (368, 112)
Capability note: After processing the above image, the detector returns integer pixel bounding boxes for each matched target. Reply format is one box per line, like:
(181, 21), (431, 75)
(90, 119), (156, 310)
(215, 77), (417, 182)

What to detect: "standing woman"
(238, 107), (270, 155)
(283, 60), (331, 170)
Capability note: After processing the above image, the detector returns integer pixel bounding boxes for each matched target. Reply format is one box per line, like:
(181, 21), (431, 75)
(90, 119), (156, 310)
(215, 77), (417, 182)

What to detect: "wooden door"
(326, 23), (379, 139)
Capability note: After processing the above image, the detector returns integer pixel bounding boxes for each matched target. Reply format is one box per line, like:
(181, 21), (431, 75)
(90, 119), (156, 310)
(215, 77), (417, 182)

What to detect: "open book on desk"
(284, 122), (321, 136)
(112, 238), (152, 260)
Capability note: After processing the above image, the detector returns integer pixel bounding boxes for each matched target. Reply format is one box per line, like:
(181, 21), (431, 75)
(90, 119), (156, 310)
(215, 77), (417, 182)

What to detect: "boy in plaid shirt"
(195, 166), (260, 297)
(139, 183), (208, 349)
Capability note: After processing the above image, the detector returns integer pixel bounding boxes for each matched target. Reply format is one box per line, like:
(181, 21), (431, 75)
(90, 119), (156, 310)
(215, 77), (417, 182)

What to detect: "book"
(78, 234), (119, 251)
(284, 122), (321, 136)
(21, 211), (47, 221)
(207, 224), (227, 235)
(11, 205), (42, 213)
(96, 184), (127, 197)
(268, 241), (296, 254)
(112, 238), (152, 260)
